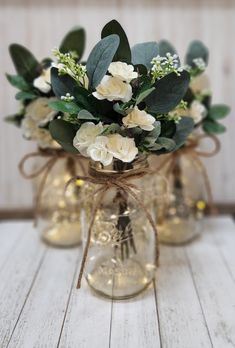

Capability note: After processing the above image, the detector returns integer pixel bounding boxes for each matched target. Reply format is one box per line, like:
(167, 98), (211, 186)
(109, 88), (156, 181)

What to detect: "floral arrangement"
(158, 40), (230, 133)
(48, 20), (195, 166)
(5, 27), (86, 149)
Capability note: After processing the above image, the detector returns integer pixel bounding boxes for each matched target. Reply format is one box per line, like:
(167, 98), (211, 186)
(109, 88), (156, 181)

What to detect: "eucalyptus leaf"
(101, 20), (131, 63)
(203, 120), (226, 134)
(15, 91), (37, 101)
(156, 137), (176, 151)
(173, 116), (194, 150)
(6, 74), (31, 91)
(131, 42), (158, 70)
(186, 40), (209, 66)
(86, 34), (120, 88)
(9, 44), (40, 82)
(59, 26), (86, 60)
(136, 87), (155, 105)
(145, 70), (190, 114)
(77, 109), (99, 120)
(49, 119), (78, 153)
(4, 114), (24, 127)
(49, 100), (80, 114)
(73, 86), (96, 113)
(102, 123), (121, 135)
(147, 121), (161, 140)
(51, 68), (77, 98)
(207, 104), (230, 120)
(159, 40), (180, 66)
(113, 103), (128, 116)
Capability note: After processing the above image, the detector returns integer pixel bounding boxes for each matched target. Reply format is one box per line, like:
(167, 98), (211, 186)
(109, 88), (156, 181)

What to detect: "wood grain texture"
(0, 0), (234, 208)
(0, 216), (235, 347)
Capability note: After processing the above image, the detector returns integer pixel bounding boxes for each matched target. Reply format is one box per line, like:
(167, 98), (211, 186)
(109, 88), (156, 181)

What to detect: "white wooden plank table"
(0, 216), (235, 348)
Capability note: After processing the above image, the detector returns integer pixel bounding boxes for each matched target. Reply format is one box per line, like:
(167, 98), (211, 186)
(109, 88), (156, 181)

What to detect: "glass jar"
(33, 150), (85, 248)
(81, 156), (157, 300)
(155, 153), (206, 245)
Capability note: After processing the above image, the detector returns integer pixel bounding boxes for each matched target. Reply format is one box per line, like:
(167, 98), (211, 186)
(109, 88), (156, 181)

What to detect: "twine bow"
(18, 148), (86, 225)
(66, 166), (160, 289)
(156, 134), (221, 214)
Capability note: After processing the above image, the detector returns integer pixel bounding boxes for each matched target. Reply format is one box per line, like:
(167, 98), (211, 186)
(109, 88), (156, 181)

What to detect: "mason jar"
(33, 149), (85, 247)
(81, 156), (157, 300)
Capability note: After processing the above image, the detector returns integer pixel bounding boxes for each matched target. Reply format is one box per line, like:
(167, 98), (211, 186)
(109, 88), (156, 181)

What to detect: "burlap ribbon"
(18, 148), (86, 225)
(156, 134), (221, 214)
(66, 166), (161, 289)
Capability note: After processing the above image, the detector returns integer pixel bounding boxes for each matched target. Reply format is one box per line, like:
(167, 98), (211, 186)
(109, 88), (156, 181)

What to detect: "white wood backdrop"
(0, 0), (234, 208)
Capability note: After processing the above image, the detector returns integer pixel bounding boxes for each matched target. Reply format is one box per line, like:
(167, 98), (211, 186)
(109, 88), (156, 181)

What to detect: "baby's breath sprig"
(52, 48), (87, 84)
(185, 57), (206, 77)
(61, 93), (75, 102)
(151, 53), (183, 81)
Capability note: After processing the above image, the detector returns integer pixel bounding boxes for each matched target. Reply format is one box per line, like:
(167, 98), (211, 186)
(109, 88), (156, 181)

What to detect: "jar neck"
(89, 155), (149, 175)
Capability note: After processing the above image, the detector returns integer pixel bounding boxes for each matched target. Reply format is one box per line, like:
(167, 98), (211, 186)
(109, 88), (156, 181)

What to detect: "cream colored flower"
(189, 100), (207, 124)
(73, 122), (104, 156)
(190, 73), (210, 95)
(108, 62), (138, 83)
(107, 134), (138, 163)
(93, 76), (132, 102)
(22, 117), (54, 149)
(122, 107), (155, 131)
(25, 97), (57, 126)
(22, 97), (58, 148)
(33, 67), (51, 93)
(87, 136), (113, 166)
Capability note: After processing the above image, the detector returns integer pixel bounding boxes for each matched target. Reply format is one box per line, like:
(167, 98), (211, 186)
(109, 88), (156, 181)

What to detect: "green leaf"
(51, 68), (77, 98)
(101, 20), (131, 63)
(145, 70), (190, 114)
(207, 104), (230, 120)
(9, 44), (40, 82)
(113, 103), (128, 116)
(156, 137), (176, 151)
(102, 123), (121, 135)
(203, 120), (226, 134)
(160, 120), (176, 138)
(15, 91), (37, 101)
(77, 109), (99, 120)
(136, 87), (155, 105)
(49, 100), (80, 114)
(131, 42), (158, 70)
(59, 26), (86, 60)
(73, 86), (96, 113)
(147, 121), (161, 140)
(173, 116), (194, 150)
(159, 40), (180, 66)
(4, 114), (24, 127)
(185, 40), (209, 66)
(49, 119), (78, 153)
(6, 74), (31, 91)
(86, 34), (120, 88)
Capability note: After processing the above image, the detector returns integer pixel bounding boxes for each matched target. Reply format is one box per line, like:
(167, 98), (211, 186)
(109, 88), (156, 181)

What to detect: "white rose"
(108, 62), (138, 83)
(93, 75), (132, 102)
(25, 97), (57, 127)
(22, 116), (54, 149)
(190, 73), (210, 95)
(33, 67), (51, 93)
(107, 134), (138, 163)
(122, 106), (155, 131)
(189, 100), (207, 124)
(73, 122), (104, 156)
(87, 136), (113, 166)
